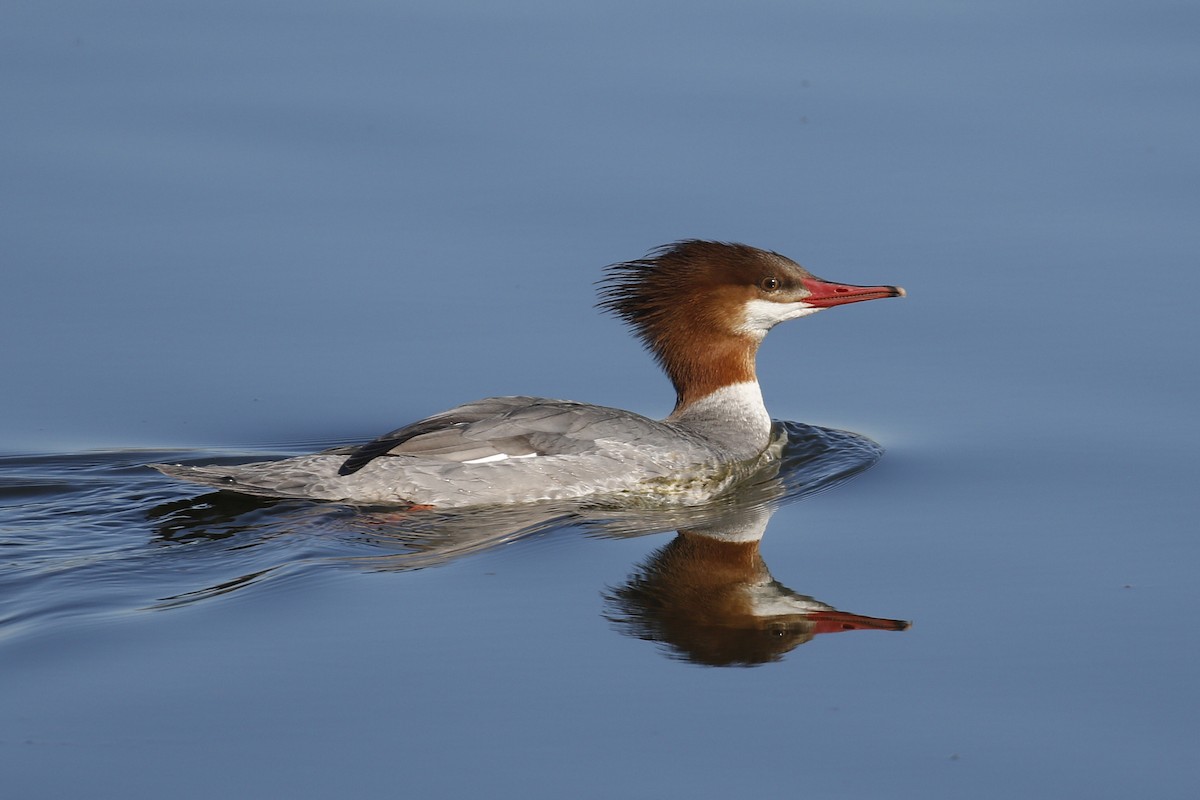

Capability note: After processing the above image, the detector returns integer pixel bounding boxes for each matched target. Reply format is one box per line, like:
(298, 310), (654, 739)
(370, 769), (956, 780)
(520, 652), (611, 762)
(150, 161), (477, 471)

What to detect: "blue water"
(3, 1), (1199, 797)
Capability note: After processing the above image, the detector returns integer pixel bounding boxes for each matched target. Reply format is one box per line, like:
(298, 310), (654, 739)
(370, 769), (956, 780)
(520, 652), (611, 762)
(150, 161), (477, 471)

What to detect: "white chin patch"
(738, 299), (821, 337)
(746, 583), (834, 617)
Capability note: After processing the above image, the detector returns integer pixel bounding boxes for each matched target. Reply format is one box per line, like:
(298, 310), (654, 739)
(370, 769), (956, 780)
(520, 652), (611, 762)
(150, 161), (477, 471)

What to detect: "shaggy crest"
(596, 241), (808, 407)
(597, 240), (804, 343)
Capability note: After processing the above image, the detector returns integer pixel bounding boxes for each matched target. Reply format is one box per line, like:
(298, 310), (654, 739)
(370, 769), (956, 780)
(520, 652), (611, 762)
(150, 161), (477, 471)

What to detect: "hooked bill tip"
(895, 286), (907, 298)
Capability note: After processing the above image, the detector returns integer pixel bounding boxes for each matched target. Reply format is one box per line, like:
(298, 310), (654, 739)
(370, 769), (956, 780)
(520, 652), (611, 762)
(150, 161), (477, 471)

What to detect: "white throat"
(667, 381), (773, 454)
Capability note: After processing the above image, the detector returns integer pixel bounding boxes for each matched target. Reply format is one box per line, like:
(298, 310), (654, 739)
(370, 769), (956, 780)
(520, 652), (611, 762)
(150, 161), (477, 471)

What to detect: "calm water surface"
(3, 1), (1199, 798)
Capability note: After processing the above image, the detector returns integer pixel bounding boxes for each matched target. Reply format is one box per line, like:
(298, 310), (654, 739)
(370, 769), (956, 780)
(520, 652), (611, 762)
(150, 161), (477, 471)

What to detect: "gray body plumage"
(152, 395), (785, 507)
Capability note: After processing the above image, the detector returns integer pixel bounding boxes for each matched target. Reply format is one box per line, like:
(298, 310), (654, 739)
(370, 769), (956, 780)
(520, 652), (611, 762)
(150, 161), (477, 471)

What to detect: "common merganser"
(152, 241), (904, 507)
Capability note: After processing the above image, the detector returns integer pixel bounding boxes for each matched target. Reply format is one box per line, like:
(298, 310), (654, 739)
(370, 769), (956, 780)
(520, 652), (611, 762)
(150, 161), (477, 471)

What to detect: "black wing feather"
(338, 414), (475, 475)
(335, 397), (542, 476)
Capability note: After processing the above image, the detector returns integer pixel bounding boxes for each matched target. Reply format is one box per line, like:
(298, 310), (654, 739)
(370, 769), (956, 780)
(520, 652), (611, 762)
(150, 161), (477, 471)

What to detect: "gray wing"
(334, 396), (650, 476)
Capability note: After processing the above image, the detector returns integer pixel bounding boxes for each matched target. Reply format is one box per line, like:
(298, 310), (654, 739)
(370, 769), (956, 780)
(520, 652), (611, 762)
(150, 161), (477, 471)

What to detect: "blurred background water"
(2, 1), (1198, 798)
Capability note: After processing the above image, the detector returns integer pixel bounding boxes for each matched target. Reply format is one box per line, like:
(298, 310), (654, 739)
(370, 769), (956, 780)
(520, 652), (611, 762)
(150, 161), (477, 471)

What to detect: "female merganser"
(153, 241), (903, 507)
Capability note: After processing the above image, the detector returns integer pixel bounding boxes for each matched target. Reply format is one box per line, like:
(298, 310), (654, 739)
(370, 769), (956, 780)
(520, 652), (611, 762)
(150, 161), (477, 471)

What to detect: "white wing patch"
(462, 452), (540, 465)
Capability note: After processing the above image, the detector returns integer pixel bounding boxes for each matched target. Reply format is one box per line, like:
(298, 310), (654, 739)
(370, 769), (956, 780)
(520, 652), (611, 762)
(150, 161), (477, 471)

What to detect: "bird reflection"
(604, 502), (909, 667)
(144, 422), (909, 665)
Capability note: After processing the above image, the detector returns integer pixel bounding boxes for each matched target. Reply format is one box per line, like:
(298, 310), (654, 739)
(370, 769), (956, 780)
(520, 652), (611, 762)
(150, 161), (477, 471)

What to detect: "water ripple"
(0, 422), (882, 645)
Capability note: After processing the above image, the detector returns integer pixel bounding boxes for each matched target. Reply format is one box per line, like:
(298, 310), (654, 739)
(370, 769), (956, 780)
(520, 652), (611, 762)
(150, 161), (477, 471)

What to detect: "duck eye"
(760, 276), (780, 292)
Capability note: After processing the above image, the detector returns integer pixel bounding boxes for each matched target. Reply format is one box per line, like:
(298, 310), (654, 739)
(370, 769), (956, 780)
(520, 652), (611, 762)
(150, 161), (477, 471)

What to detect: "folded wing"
(334, 396), (643, 475)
